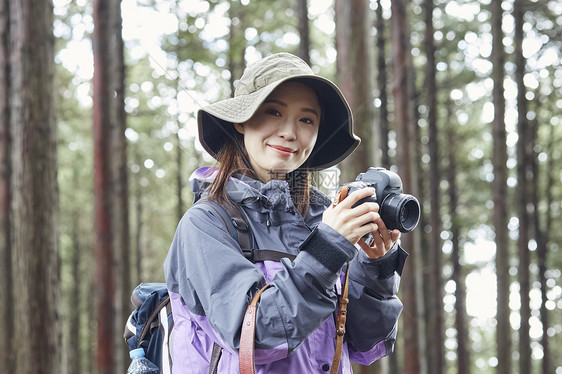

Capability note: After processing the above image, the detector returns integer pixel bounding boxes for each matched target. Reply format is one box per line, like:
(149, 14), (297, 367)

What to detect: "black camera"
(342, 167), (420, 233)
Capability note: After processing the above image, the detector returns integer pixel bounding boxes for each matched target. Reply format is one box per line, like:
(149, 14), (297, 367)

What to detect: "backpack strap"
(209, 342), (223, 374)
(196, 199), (296, 263)
(195, 198), (296, 374)
(139, 295), (171, 344)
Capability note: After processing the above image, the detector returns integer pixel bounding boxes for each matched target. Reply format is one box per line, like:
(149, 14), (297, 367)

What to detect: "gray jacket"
(164, 167), (408, 373)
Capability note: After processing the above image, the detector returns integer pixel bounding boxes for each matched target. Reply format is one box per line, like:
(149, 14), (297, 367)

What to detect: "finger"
(370, 227), (385, 251)
(374, 217), (392, 247)
(391, 229), (401, 243)
(351, 202), (380, 216)
(335, 187), (374, 208)
(347, 211), (380, 233)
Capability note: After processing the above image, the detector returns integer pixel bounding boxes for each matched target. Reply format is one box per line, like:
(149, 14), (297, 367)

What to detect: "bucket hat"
(197, 52), (360, 170)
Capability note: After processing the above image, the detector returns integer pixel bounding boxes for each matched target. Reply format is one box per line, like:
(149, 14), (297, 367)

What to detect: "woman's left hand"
(358, 218), (401, 259)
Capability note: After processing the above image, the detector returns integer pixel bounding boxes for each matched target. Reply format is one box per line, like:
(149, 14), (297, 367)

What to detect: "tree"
(8, 0), (60, 373)
(297, 0), (310, 65)
(375, 0), (390, 169)
(391, 0), (426, 373)
(534, 116), (554, 374)
(423, 0), (444, 372)
(443, 88), (472, 374)
(0, 0), (14, 372)
(335, 0), (377, 182)
(490, 1), (512, 373)
(513, 1), (531, 373)
(108, 0), (130, 370)
(93, 0), (117, 371)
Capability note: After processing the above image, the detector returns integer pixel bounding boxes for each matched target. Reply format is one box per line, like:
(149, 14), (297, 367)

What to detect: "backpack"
(123, 199), (295, 374)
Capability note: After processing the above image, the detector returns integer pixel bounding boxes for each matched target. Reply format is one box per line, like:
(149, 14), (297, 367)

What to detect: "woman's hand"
(322, 187), (400, 259)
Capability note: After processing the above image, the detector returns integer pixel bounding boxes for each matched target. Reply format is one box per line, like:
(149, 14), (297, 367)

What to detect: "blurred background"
(1, 0), (560, 373)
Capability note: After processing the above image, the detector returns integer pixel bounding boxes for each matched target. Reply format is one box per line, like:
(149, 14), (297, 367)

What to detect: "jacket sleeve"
(164, 205), (357, 362)
(344, 242), (408, 365)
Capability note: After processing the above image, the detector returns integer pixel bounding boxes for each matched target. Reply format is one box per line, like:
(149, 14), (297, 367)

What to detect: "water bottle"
(126, 348), (159, 374)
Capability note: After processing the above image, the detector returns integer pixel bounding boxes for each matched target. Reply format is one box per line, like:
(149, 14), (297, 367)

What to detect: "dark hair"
(208, 136), (311, 217)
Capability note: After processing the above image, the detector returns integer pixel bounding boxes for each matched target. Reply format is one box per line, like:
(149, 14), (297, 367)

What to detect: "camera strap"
(238, 270), (351, 374)
(329, 185), (351, 374)
(239, 185), (352, 374)
(330, 263), (350, 374)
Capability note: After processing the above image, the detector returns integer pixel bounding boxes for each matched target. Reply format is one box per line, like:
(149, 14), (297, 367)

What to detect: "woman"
(164, 53), (407, 373)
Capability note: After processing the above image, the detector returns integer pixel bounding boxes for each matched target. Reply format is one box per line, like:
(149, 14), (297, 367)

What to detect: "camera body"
(342, 167), (420, 233)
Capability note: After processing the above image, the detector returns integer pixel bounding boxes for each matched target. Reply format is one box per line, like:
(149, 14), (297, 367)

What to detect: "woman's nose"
(277, 118), (297, 140)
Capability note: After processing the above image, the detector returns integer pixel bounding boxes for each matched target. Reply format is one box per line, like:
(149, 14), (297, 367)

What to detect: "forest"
(0, 0), (560, 373)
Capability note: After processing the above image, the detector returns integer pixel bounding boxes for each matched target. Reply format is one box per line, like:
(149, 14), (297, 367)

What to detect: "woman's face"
(234, 81), (321, 182)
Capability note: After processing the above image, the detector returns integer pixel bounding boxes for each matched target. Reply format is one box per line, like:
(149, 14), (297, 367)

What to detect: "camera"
(341, 167), (420, 233)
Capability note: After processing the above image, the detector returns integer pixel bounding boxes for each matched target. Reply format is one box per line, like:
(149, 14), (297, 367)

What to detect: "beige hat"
(197, 52), (360, 170)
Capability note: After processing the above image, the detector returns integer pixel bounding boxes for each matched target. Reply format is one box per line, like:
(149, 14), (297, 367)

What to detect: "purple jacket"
(164, 168), (407, 373)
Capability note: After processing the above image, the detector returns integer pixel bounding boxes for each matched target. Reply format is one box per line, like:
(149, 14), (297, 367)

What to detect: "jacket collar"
(189, 167), (330, 214)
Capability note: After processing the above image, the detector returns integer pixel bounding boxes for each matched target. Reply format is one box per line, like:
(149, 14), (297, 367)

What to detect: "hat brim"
(197, 74), (360, 171)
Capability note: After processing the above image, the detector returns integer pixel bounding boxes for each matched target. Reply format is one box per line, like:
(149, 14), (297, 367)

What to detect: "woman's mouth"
(269, 144), (296, 157)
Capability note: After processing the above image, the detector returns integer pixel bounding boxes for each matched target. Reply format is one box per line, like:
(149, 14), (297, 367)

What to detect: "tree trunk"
(491, 1), (512, 373)
(108, 0), (130, 370)
(375, 0), (390, 169)
(446, 97), (471, 374)
(533, 113), (553, 374)
(87, 272), (96, 374)
(336, 0), (376, 182)
(93, 0), (116, 371)
(228, 0), (246, 97)
(176, 131), (184, 222)
(391, 1), (425, 373)
(513, 1), (531, 373)
(68, 192), (82, 374)
(10, 0), (60, 373)
(297, 0), (310, 65)
(0, 0), (14, 371)
(375, 4), (394, 372)
(134, 148), (144, 284)
(424, 1), (444, 372)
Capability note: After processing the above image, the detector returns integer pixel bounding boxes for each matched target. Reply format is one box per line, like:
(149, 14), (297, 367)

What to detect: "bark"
(533, 114), (553, 374)
(446, 98), (471, 374)
(10, 0), (60, 373)
(391, 0), (425, 373)
(93, 0), (116, 371)
(491, 1), (512, 373)
(375, 4), (395, 372)
(424, 0), (444, 372)
(87, 272), (96, 374)
(134, 148), (144, 284)
(297, 0), (310, 65)
(513, 1), (531, 373)
(376, 0), (390, 169)
(108, 0), (130, 370)
(0, 0), (14, 371)
(68, 198), (82, 374)
(336, 0), (376, 182)
(176, 132), (184, 222)
(228, 0), (246, 97)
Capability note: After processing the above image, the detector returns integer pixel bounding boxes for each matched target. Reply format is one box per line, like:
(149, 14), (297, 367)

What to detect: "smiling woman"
(163, 52), (407, 374)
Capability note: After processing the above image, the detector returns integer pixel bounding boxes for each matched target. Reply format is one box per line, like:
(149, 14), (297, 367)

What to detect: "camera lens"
(380, 194), (420, 233)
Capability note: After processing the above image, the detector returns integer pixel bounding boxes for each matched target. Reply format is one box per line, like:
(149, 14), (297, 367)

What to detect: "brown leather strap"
(239, 284), (271, 374)
(328, 185), (351, 374)
(330, 265), (350, 374)
(239, 185), (353, 374)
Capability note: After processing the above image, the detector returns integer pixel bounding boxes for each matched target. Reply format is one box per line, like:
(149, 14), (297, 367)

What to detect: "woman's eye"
(265, 109), (281, 116)
(301, 118), (315, 125)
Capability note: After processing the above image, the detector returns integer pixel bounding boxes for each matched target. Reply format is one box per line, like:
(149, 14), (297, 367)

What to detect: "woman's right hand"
(322, 187), (381, 245)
